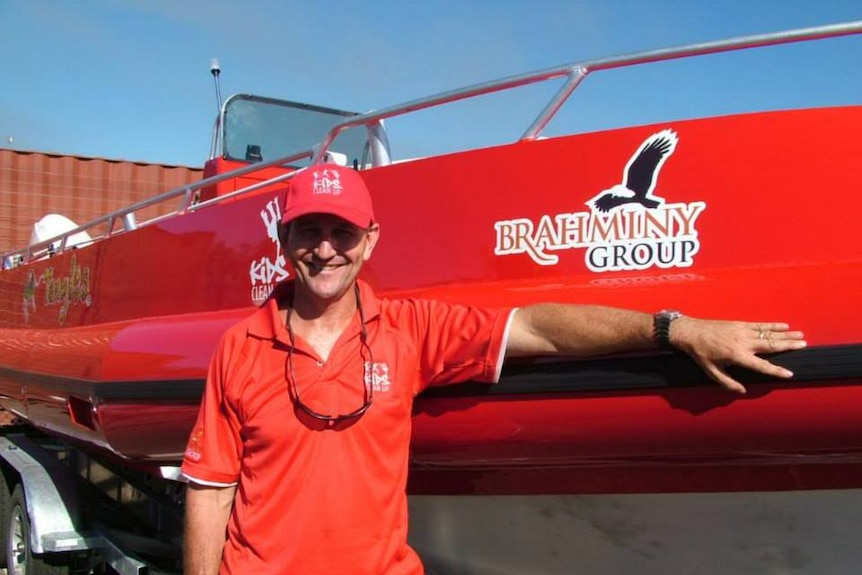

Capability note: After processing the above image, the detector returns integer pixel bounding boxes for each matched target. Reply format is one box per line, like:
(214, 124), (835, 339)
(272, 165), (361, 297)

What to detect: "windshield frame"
(218, 94), (368, 168)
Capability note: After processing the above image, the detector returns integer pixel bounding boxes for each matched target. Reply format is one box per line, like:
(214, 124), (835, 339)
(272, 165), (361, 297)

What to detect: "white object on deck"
(30, 214), (93, 252)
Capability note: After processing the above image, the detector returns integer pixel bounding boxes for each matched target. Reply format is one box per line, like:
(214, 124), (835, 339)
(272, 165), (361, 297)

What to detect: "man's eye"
(297, 228), (320, 240)
(333, 229), (356, 240)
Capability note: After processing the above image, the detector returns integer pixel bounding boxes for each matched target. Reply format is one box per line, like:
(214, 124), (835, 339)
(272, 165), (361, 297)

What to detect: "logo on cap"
(312, 169), (343, 196)
(281, 165), (375, 228)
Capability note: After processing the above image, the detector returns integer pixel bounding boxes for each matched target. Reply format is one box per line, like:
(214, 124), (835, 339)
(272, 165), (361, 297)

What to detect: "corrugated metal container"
(0, 149), (203, 254)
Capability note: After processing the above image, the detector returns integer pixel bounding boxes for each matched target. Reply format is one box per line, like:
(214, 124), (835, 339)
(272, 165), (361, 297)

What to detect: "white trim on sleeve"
(182, 473), (238, 488)
(493, 308), (519, 383)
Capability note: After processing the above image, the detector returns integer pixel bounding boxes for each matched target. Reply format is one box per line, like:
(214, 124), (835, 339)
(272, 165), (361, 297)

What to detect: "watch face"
(658, 310), (683, 320)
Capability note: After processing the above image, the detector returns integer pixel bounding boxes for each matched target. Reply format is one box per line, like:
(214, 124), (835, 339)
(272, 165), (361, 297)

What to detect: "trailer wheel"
(0, 469), (10, 567)
(6, 485), (70, 575)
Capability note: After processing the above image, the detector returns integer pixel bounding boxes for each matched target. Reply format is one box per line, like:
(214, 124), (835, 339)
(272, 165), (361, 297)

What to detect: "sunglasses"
(285, 288), (374, 423)
(285, 338), (374, 424)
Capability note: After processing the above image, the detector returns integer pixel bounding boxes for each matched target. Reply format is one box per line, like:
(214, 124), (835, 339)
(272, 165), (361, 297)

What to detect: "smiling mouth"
(306, 260), (347, 275)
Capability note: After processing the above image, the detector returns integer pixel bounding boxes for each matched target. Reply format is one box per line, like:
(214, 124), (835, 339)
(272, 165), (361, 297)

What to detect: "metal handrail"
(2, 148), (316, 265)
(4, 20), (861, 267)
(310, 20), (862, 160)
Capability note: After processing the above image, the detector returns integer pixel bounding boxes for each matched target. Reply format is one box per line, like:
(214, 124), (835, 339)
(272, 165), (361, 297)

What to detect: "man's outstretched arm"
(184, 482), (237, 575)
(506, 304), (806, 394)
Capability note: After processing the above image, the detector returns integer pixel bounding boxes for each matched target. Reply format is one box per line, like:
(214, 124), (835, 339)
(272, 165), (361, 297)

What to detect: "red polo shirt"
(181, 280), (514, 575)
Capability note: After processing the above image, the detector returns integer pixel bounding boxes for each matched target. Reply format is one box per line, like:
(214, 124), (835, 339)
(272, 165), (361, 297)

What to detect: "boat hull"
(0, 106), (860, 493)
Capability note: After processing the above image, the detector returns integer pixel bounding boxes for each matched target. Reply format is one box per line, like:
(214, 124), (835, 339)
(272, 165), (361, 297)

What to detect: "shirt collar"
(247, 279), (381, 341)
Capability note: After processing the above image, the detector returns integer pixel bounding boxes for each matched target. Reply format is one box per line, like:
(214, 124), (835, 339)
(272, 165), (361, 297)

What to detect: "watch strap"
(653, 310), (683, 350)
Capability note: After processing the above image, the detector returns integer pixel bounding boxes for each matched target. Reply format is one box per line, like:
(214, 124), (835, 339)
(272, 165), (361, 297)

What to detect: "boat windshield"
(222, 95), (370, 167)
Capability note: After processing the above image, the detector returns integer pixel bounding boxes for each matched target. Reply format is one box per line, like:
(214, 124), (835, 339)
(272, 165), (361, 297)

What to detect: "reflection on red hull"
(1, 106), (861, 494)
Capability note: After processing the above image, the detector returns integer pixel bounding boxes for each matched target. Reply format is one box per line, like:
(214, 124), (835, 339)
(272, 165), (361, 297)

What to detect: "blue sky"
(2, 1), (860, 167)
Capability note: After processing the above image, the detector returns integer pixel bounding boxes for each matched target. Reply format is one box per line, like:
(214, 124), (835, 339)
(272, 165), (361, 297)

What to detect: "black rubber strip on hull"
(0, 345), (858, 401)
(425, 344), (862, 397)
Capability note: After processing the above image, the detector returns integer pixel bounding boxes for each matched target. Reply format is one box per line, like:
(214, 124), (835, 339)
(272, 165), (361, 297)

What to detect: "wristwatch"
(653, 310), (683, 350)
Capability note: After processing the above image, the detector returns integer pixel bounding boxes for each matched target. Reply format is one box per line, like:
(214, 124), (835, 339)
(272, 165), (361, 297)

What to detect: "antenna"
(210, 58), (223, 113)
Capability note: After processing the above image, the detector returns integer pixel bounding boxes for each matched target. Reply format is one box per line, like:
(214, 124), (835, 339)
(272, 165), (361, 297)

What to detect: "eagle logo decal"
(587, 129), (678, 213)
(493, 127), (705, 272)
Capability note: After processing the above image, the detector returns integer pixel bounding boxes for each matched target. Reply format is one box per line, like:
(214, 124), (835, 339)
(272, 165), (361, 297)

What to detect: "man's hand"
(508, 304), (807, 394)
(670, 318), (807, 394)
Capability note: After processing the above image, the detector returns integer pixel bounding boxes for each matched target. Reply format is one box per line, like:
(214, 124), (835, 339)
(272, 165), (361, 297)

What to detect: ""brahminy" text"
(494, 202), (706, 271)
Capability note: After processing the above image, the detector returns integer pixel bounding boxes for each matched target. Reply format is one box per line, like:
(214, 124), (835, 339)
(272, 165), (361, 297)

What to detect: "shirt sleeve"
(405, 299), (516, 391)
(180, 331), (244, 486)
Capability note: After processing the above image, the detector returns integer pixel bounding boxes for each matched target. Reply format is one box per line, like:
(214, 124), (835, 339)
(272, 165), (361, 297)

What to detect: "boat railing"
(2, 148), (317, 267)
(3, 20), (860, 269)
(310, 20), (862, 163)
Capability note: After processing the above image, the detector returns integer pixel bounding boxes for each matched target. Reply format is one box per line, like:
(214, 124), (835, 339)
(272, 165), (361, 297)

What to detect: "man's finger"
(737, 355), (795, 379)
(703, 362), (747, 394)
(749, 322), (791, 333)
(755, 336), (807, 353)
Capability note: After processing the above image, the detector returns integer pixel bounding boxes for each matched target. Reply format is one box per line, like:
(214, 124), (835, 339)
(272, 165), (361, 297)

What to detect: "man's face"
(284, 213), (379, 304)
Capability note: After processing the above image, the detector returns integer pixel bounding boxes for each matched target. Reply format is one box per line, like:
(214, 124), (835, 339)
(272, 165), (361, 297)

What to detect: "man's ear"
(363, 223), (380, 261)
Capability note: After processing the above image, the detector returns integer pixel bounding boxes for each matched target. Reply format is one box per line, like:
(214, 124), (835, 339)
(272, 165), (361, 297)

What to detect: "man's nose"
(313, 236), (337, 258)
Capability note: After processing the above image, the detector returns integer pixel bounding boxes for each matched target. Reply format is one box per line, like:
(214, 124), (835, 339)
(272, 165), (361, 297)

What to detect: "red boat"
(1, 21), (861, 573)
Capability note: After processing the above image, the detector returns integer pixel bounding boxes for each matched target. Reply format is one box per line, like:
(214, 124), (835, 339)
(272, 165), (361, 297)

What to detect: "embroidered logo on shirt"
(364, 362), (391, 393)
(185, 427), (204, 462)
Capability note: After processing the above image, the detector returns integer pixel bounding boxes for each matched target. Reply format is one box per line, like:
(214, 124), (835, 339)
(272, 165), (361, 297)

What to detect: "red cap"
(281, 165), (375, 228)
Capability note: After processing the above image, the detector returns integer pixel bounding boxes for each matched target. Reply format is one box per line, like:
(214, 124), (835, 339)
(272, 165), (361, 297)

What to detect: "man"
(181, 164), (805, 574)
